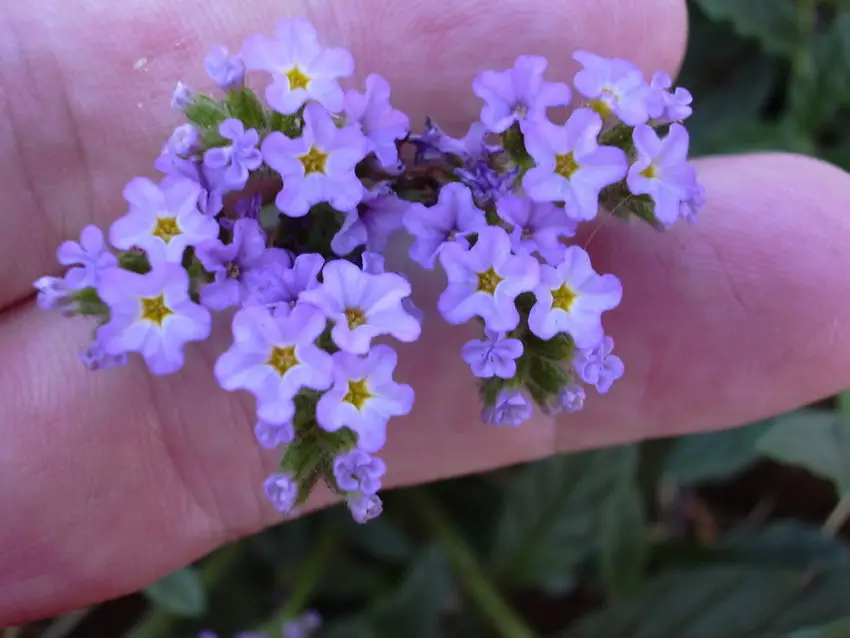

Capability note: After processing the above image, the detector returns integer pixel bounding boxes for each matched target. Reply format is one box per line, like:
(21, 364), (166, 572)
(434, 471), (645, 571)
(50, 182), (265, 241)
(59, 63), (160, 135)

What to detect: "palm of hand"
(2, 0), (850, 625)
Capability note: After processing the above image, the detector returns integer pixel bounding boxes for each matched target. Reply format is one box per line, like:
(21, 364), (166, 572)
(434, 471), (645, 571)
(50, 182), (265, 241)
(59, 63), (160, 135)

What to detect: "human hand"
(3, 0), (850, 625)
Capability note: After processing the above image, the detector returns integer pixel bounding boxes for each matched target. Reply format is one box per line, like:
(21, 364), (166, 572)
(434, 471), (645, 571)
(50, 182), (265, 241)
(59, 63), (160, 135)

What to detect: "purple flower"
(109, 177), (219, 264)
(438, 226), (539, 333)
(33, 276), (74, 313)
(550, 384), (586, 414)
(361, 251), (385, 274)
(627, 124), (696, 225)
(57, 225), (117, 290)
(243, 252), (323, 314)
(221, 193), (262, 232)
(344, 74), (409, 168)
(333, 449), (386, 494)
(460, 329), (523, 379)
(255, 419), (295, 449)
(204, 44), (245, 90)
(331, 186), (409, 256)
(572, 51), (651, 125)
(282, 611), (322, 638)
(195, 219), (278, 311)
(411, 119), (495, 164)
(262, 103), (367, 217)
(649, 71), (693, 122)
(241, 18), (353, 114)
(264, 472), (298, 513)
(482, 389), (532, 427)
(495, 194), (577, 264)
(316, 345), (414, 453)
(347, 492), (383, 524)
(472, 55), (571, 133)
(80, 340), (128, 371)
(403, 182), (488, 269)
(203, 119), (263, 191)
(300, 259), (421, 355)
(454, 160), (517, 207)
(573, 336), (624, 393)
(214, 303), (333, 424)
(680, 181), (706, 223)
(528, 246), (622, 347)
(171, 82), (194, 110)
(95, 262), (212, 375)
(165, 124), (200, 157)
(153, 152), (228, 217)
(522, 108), (628, 221)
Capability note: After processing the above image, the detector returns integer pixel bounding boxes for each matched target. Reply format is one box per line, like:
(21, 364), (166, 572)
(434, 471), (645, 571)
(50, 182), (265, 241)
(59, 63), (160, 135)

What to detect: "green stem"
(410, 490), (536, 638)
(258, 525), (338, 634)
(823, 493), (850, 536)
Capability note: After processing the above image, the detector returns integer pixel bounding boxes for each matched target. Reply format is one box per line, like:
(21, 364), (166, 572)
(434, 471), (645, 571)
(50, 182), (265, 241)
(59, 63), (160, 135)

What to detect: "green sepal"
(269, 109), (304, 138)
(118, 250), (151, 274)
(598, 123), (635, 154)
(524, 331), (575, 361)
(500, 122), (533, 169)
(226, 87), (267, 130)
(184, 95), (229, 135)
(73, 286), (108, 317)
(527, 356), (569, 395)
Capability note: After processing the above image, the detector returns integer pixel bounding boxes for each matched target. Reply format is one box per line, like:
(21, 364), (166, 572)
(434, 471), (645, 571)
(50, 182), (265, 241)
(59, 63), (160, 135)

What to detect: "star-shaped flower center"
(344, 378), (373, 410)
(552, 284), (577, 312)
(141, 294), (173, 325)
(554, 152), (580, 179)
(640, 163), (658, 179)
(267, 345), (298, 375)
(153, 217), (181, 242)
(285, 66), (311, 91)
(344, 307), (366, 329)
(476, 267), (503, 295)
(300, 146), (328, 174)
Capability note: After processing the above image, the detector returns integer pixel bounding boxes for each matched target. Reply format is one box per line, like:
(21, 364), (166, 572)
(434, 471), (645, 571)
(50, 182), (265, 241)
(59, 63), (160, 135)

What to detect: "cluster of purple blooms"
(35, 19), (704, 521)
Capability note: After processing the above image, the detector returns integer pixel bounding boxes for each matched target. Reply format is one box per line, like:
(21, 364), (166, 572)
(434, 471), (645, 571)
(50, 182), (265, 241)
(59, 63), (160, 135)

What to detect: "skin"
(2, 0), (850, 626)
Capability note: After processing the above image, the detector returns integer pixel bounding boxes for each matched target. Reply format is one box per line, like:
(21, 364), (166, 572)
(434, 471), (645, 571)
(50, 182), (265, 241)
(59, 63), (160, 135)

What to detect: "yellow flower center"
(344, 378), (373, 410)
(299, 146), (328, 174)
(589, 89), (615, 119)
(226, 262), (241, 279)
(153, 217), (181, 242)
(476, 267), (503, 295)
(344, 307), (366, 329)
(267, 345), (298, 376)
(286, 66), (311, 90)
(640, 163), (658, 179)
(141, 294), (173, 325)
(554, 152), (580, 179)
(551, 284), (577, 312)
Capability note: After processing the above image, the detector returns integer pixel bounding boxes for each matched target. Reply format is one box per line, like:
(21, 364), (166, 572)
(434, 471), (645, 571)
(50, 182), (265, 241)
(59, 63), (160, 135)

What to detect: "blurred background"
(8, 0), (850, 636)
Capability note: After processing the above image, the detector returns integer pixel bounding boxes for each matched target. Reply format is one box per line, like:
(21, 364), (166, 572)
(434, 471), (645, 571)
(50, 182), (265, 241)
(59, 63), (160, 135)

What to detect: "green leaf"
(142, 566), (206, 617)
(691, 0), (803, 57)
(489, 445), (636, 588)
(598, 482), (647, 598)
(567, 567), (850, 638)
(788, 617), (850, 638)
(756, 409), (850, 495)
(226, 87), (267, 130)
(719, 521), (850, 569)
(662, 420), (773, 485)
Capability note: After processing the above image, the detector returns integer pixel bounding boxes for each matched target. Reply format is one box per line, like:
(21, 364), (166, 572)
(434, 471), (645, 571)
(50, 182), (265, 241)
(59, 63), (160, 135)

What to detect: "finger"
(555, 152), (850, 452)
(0, 0), (687, 307)
(5, 151), (850, 624)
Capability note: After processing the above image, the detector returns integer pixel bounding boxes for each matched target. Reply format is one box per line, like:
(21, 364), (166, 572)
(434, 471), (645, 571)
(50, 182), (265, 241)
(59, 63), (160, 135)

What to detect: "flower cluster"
(35, 20), (703, 518)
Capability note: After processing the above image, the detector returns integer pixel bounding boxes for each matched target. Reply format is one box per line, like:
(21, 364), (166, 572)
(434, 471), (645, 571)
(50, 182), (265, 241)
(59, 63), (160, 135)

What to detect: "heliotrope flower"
(460, 329), (523, 379)
(438, 226), (539, 332)
(572, 51), (651, 125)
(528, 245), (622, 347)
(627, 123), (696, 225)
(300, 259), (421, 355)
(95, 262), (212, 375)
(344, 74), (409, 168)
(203, 119), (263, 191)
(34, 276), (74, 313)
(171, 82), (194, 110)
(522, 108), (627, 221)
(454, 159), (517, 207)
(403, 182), (488, 269)
(472, 55), (571, 133)
(552, 384), (586, 414)
(331, 185), (409, 256)
(649, 71), (693, 122)
(255, 419), (295, 449)
(262, 103), (367, 217)
(241, 17), (353, 114)
(195, 218), (279, 311)
(109, 176), (218, 263)
(214, 303), (333, 424)
(204, 44), (245, 90)
(348, 492), (383, 524)
(316, 345), (414, 453)
(243, 252), (323, 315)
(333, 449), (386, 495)
(495, 194), (577, 264)
(79, 340), (128, 371)
(573, 335), (624, 393)
(165, 123), (200, 157)
(680, 181), (706, 223)
(264, 472), (298, 513)
(57, 225), (118, 290)
(220, 193), (262, 231)
(482, 389), (532, 426)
